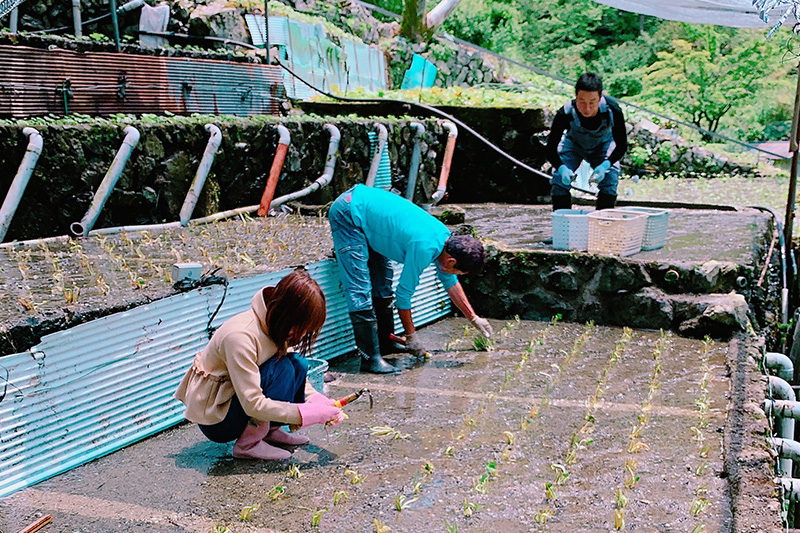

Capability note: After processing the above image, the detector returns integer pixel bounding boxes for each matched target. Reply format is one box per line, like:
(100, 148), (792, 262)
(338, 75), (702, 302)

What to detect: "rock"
(189, 0), (249, 45)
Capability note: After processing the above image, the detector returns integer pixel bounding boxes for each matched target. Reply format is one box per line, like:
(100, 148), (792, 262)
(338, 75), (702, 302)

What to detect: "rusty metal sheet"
(0, 45), (284, 117)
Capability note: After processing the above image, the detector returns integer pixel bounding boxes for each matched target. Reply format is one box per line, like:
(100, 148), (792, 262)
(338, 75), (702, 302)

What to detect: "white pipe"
(270, 123), (340, 208)
(88, 221), (181, 236)
(70, 126), (140, 237)
(179, 124), (222, 226)
(764, 399), (800, 419)
(404, 122), (425, 201)
(72, 0), (82, 37)
(768, 376), (796, 474)
(431, 121), (458, 204)
(9, 7), (18, 33)
(0, 128), (43, 242)
(779, 477), (800, 502)
(365, 123), (387, 188)
(765, 352), (794, 381)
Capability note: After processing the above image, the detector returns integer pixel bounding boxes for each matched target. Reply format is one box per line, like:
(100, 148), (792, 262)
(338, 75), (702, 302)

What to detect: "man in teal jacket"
(329, 184), (493, 374)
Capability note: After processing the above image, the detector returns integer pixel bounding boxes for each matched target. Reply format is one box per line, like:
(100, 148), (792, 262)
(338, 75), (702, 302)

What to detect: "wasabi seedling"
(240, 504), (260, 521)
(473, 475), (488, 494)
(545, 482), (556, 501)
(472, 334), (494, 351)
(369, 425), (410, 440)
(691, 523), (707, 533)
(614, 508), (625, 530)
(462, 498), (480, 517)
(533, 509), (551, 524)
(443, 446), (455, 456)
(691, 498), (709, 517)
(333, 490), (348, 505)
(213, 526), (230, 533)
(287, 464), (303, 479)
(394, 493), (418, 511)
(615, 489), (628, 509)
(310, 508), (327, 528)
(444, 519), (458, 532)
(374, 518), (391, 533)
(345, 468), (367, 484)
(267, 485), (286, 500)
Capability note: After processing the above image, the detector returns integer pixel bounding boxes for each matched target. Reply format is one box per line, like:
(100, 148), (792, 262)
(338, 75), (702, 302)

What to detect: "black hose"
(749, 204), (790, 323)
(274, 58), (599, 197)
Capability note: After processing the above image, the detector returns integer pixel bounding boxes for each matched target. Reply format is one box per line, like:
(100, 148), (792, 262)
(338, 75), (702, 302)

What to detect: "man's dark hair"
(444, 235), (486, 274)
(576, 72), (603, 95)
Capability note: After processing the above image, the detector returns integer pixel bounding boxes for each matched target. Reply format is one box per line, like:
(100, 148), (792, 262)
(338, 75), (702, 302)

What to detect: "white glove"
(405, 332), (427, 357)
(471, 316), (493, 337)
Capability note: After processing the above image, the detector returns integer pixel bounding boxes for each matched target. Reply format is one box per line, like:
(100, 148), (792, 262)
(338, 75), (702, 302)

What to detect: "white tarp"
(593, 0), (797, 29)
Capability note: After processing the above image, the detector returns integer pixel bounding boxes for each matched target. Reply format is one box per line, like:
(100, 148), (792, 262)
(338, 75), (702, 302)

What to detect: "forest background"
(370, 0), (798, 144)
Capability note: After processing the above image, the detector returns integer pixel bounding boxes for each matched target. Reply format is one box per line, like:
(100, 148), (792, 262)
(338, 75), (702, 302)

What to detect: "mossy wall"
(0, 115), (450, 241)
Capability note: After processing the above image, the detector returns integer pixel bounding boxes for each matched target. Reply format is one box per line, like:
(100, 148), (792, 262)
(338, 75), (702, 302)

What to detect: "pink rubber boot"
(233, 422), (292, 460)
(265, 427), (310, 446)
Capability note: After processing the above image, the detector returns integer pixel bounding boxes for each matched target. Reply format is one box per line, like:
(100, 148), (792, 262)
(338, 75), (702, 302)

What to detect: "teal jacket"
(349, 184), (457, 309)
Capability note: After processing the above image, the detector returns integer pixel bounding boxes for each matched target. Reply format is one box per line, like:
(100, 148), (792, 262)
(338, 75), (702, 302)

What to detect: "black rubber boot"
(373, 297), (405, 355)
(552, 194), (572, 211)
(596, 193), (617, 210)
(350, 310), (399, 374)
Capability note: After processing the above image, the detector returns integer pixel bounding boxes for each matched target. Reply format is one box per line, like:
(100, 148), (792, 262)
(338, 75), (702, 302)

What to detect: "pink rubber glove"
(306, 393), (334, 406)
(297, 401), (342, 428)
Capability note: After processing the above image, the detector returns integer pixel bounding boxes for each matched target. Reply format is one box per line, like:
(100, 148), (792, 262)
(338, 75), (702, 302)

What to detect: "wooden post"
(784, 63), (800, 250)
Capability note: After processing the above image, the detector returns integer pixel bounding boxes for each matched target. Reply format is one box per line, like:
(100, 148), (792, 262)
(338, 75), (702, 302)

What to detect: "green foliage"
(639, 24), (790, 134)
(439, 0), (524, 54)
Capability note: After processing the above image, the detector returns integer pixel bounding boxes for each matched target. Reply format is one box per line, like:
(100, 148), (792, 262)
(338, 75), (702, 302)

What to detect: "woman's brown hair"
(263, 268), (327, 356)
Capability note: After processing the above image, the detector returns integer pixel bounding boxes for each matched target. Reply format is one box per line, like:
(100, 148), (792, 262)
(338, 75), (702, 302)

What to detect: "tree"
(641, 26), (780, 134)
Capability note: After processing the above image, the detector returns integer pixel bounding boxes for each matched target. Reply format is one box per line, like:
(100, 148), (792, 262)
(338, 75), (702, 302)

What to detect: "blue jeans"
(199, 353), (309, 443)
(329, 187), (393, 313)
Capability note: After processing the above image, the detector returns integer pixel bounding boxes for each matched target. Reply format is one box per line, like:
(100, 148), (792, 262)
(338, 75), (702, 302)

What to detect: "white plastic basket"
(587, 209), (646, 256)
(617, 206), (669, 250)
(552, 209), (591, 251)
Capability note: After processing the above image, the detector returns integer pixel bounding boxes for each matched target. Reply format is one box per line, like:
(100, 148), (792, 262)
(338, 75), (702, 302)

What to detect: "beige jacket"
(174, 288), (318, 426)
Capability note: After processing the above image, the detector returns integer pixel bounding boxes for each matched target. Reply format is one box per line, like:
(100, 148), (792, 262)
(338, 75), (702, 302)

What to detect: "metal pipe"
(190, 124), (340, 224)
(270, 123), (340, 208)
(70, 126), (140, 237)
(365, 123), (387, 188)
(179, 124), (222, 226)
(9, 6), (18, 33)
(257, 124), (291, 216)
(109, 0), (121, 51)
(432, 121), (457, 205)
(769, 376), (797, 474)
(0, 128), (43, 242)
(72, 0), (82, 37)
(404, 122), (425, 201)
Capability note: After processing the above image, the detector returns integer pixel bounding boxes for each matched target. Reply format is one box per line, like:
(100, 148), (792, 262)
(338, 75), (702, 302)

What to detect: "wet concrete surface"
(462, 203), (770, 265)
(0, 318), (779, 532)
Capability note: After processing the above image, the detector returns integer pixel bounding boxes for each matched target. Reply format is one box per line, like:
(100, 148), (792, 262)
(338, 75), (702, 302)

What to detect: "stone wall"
(0, 116), (448, 241)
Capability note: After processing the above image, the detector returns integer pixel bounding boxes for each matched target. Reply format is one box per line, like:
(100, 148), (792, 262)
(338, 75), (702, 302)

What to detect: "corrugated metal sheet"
(368, 130), (393, 191)
(0, 45), (284, 117)
(0, 257), (449, 497)
(245, 15), (386, 100)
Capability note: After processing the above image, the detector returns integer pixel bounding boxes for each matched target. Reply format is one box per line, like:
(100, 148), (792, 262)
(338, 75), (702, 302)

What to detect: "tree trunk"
(401, 0), (427, 41)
